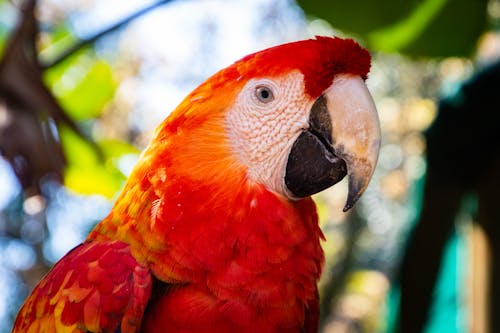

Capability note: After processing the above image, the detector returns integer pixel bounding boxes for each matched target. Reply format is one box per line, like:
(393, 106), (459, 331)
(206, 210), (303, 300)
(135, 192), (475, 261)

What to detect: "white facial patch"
(225, 71), (312, 197)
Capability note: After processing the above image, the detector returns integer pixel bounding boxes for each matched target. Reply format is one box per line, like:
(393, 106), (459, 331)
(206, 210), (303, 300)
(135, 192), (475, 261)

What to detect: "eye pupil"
(255, 86), (274, 103)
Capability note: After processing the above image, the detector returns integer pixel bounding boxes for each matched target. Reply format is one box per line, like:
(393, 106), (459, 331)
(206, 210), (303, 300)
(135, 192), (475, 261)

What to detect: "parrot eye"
(255, 85), (274, 103)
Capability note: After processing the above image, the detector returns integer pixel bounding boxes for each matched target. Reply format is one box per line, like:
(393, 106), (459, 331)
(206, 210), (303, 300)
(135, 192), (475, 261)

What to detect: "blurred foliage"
(44, 51), (117, 120)
(297, 0), (489, 57)
(61, 128), (138, 197)
(42, 46), (129, 197)
(38, 21), (136, 197)
(0, 0), (74, 191)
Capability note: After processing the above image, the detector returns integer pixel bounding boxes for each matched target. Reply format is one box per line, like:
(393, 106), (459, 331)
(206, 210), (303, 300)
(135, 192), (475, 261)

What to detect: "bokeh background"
(0, 0), (499, 332)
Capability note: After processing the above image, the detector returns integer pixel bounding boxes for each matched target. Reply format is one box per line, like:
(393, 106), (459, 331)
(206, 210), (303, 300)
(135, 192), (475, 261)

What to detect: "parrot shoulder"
(12, 240), (152, 333)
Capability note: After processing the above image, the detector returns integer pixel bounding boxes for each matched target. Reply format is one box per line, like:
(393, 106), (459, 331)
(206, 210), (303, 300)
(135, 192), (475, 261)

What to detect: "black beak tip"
(342, 198), (357, 212)
(342, 173), (370, 212)
(342, 204), (352, 213)
(342, 191), (359, 212)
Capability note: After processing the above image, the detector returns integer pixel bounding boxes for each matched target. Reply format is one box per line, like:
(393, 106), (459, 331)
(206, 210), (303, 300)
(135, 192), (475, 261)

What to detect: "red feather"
(237, 36), (371, 98)
(12, 241), (152, 333)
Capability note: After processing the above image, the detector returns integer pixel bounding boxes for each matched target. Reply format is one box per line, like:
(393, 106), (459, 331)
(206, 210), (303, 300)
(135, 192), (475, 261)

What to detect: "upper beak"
(325, 74), (380, 211)
(284, 74), (380, 211)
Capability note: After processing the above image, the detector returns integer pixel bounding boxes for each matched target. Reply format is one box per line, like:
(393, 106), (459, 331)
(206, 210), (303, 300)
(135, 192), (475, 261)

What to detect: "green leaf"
(64, 164), (124, 198)
(38, 26), (77, 61)
(368, 0), (449, 53)
(399, 0), (488, 57)
(44, 54), (117, 120)
(297, 0), (489, 57)
(99, 139), (140, 158)
(60, 127), (137, 198)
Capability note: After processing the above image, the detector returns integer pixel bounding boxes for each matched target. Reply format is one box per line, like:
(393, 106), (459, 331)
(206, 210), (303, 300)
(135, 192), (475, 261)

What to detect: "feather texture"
(12, 241), (152, 333)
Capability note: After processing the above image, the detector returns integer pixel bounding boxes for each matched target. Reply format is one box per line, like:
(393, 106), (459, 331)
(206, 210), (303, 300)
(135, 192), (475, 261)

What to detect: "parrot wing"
(12, 240), (152, 333)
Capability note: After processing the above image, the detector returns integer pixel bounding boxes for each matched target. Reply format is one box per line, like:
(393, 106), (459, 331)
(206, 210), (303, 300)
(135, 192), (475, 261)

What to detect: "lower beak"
(285, 74), (380, 211)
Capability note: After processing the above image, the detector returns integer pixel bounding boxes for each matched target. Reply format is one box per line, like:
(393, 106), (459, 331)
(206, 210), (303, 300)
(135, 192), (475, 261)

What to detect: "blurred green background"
(0, 0), (499, 332)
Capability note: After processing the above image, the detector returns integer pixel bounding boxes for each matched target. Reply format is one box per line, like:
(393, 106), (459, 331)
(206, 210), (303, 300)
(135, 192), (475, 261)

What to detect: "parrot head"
(149, 36), (380, 211)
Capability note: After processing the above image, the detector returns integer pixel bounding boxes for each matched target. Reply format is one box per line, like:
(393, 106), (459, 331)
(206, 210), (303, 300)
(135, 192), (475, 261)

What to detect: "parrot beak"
(285, 74), (380, 211)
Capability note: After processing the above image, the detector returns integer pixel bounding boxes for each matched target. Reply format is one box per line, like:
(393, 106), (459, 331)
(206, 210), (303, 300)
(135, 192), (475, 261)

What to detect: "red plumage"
(12, 36), (374, 333)
(13, 241), (152, 332)
(237, 36), (371, 98)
